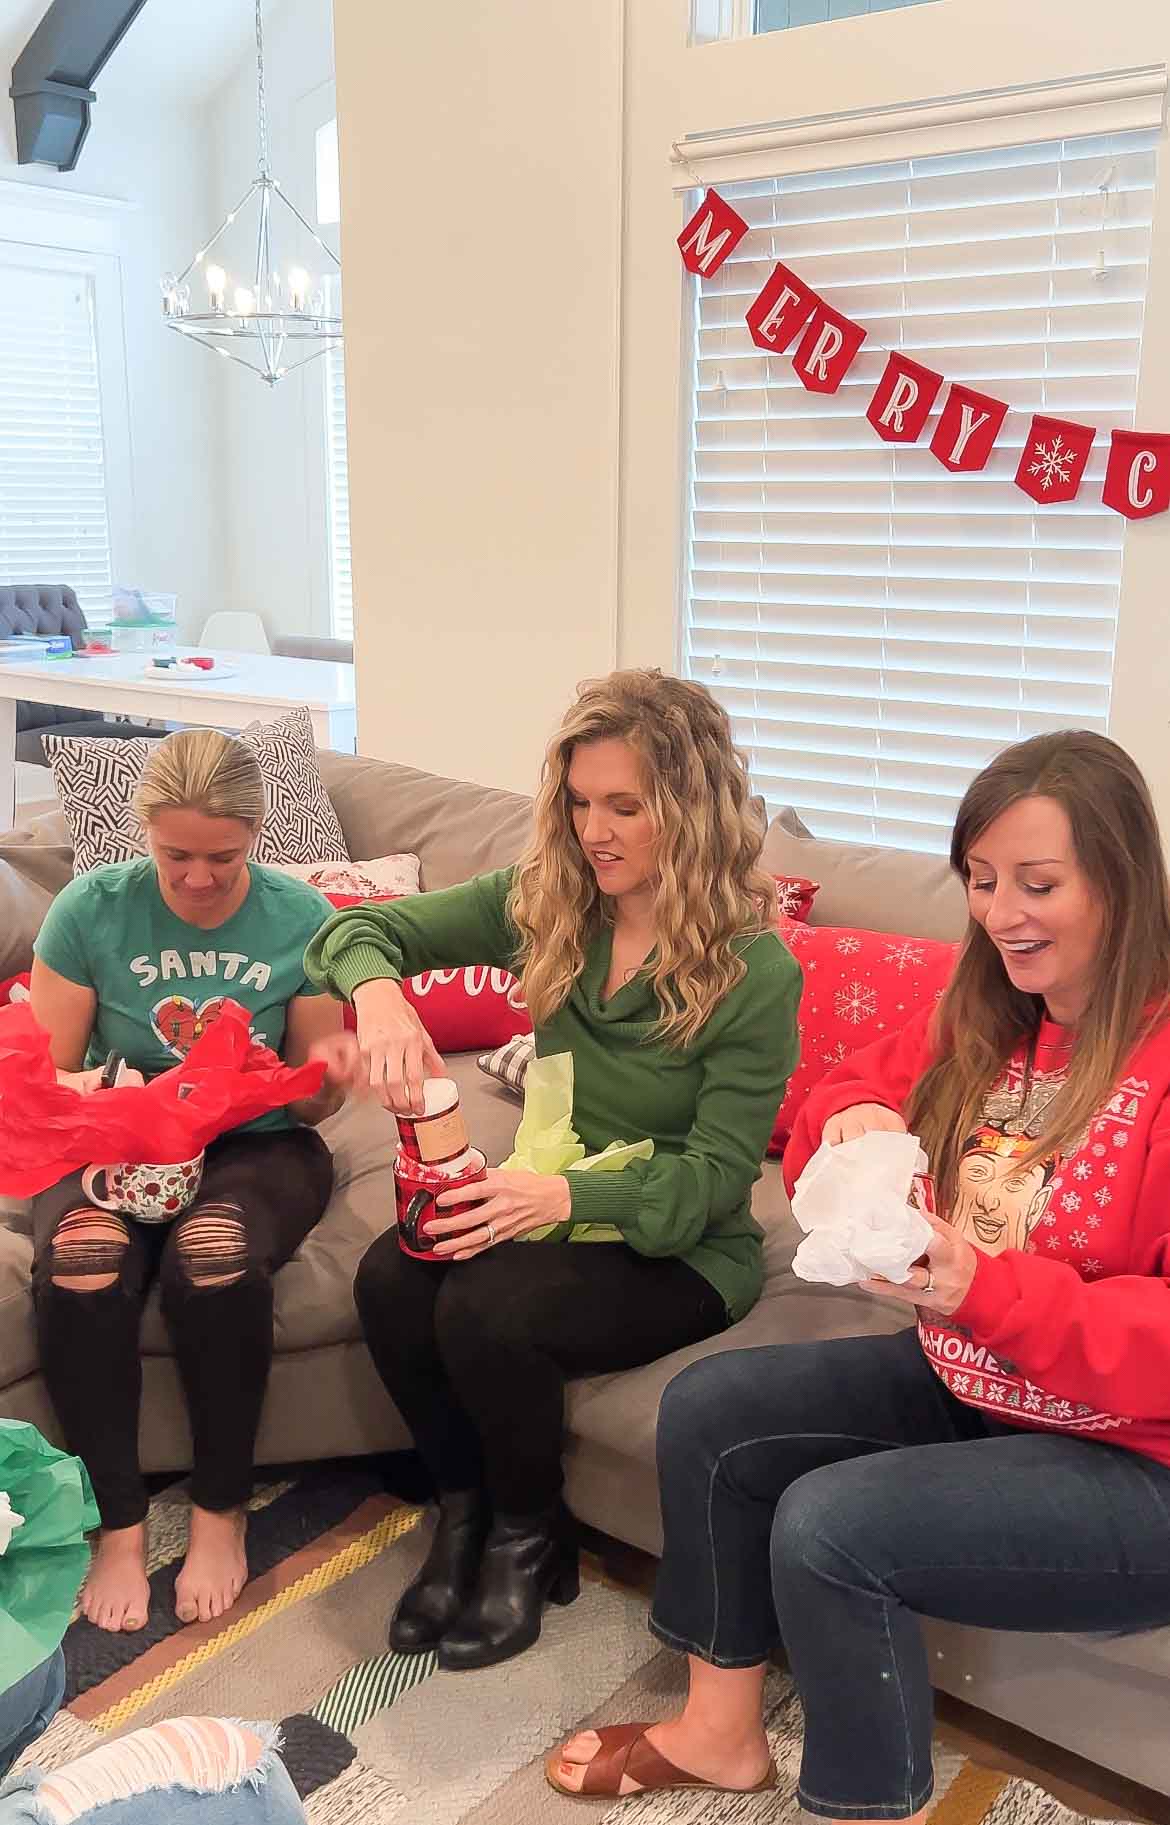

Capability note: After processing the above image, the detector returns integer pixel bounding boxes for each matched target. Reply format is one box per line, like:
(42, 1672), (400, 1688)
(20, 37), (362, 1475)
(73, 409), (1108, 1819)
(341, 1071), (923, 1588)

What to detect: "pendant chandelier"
(160, 0), (341, 386)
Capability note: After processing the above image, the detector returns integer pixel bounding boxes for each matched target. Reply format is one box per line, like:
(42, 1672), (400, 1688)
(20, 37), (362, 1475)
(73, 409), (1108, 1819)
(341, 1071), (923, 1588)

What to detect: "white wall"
(0, 18), (222, 640)
(205, 0), (339, 645)
(336, 0), (1170, 814)
(333, 0), (624, 791)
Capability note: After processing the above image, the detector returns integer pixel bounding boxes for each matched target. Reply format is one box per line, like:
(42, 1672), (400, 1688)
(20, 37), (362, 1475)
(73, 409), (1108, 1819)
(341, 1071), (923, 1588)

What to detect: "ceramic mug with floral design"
(80, 1153), (204, 1224)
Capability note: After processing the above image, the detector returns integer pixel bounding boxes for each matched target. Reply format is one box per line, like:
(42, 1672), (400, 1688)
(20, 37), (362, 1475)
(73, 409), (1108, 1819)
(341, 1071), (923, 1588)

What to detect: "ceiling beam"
(8, 0), (151, 171)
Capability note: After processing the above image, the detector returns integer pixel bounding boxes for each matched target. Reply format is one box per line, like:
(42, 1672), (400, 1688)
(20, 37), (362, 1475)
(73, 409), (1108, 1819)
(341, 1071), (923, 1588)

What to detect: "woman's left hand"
(428, 1170), (572, 1260)
(861, 1213), (980, 1318)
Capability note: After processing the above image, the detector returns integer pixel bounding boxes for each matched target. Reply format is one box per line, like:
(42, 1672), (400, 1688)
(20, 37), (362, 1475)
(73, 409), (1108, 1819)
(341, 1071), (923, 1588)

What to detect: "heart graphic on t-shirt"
(150, 994), (229, 1058)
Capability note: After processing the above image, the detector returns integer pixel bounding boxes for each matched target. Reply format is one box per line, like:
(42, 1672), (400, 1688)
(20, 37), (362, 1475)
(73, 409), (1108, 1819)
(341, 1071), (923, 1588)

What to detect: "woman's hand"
(351, 979), (446, 1115)
(426, 1170), (572, 1260)
(306, 1032), (373, 1097)
(861, 1213), (979, 1318)
(62, 1065), (146, 1095)
(822, 1103), (908, 1146)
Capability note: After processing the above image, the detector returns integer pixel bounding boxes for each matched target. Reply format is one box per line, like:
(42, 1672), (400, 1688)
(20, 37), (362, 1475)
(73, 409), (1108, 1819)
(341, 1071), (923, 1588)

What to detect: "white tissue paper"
(791, 1130), (934, 1288)
(0, 1490), (25, 1555)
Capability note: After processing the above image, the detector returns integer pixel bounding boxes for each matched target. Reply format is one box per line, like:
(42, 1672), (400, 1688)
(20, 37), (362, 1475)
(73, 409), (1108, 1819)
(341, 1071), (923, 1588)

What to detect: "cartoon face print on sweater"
(951, 1124), (1058, 1256)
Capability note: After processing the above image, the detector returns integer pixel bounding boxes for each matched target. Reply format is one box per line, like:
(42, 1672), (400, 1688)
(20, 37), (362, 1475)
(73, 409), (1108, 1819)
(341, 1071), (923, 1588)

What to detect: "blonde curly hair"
(508, 670), (773, 1047)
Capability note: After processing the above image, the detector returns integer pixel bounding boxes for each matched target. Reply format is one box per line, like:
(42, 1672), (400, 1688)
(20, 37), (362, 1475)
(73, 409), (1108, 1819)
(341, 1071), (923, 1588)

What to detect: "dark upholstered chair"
(0, 584), (163, 765)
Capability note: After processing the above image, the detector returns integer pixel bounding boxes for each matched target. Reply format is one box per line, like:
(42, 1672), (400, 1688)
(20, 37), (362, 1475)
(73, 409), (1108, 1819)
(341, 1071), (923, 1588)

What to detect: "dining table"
(0, 646), (357, 831)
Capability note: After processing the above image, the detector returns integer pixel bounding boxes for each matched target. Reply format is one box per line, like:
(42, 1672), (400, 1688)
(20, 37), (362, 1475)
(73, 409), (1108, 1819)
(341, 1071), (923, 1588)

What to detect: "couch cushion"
(316, 751), (533, 890)
(0, 859), (56, 978)
(0, 1218), (35, 1386)
(762, 816), (967, 942)
(565, 1176), (912, 1464)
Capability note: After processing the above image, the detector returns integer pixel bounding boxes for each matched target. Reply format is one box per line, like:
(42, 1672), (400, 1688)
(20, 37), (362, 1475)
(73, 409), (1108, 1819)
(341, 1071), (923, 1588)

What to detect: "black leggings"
(32, 1126), (334, 1531)
(353, 1232), (728, 1513)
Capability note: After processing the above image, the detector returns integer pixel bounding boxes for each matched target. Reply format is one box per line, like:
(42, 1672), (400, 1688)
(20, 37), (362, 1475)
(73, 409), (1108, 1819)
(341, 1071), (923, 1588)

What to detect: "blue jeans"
(0, 1707), (305, 1825)
(0, 1656), (65, 1783)
(651, 1328), (1170, 1818)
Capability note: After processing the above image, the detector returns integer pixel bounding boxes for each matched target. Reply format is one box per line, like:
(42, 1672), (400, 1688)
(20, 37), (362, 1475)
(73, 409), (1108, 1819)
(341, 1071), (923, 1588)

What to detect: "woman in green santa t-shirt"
(29, 729), (353, 1637)
(306, 669), (801, 1671)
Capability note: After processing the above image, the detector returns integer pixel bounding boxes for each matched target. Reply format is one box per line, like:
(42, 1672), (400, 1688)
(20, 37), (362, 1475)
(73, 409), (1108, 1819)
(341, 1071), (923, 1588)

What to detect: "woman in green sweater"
(305, 669), (800, 1670)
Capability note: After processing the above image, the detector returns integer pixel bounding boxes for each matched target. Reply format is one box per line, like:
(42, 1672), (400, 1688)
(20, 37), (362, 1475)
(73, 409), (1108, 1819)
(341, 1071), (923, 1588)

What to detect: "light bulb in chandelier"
(205, 265), (227, 311)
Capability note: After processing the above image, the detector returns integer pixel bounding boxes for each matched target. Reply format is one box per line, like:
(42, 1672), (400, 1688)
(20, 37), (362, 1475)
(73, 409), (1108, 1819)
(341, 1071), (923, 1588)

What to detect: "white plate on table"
(141, 662), (239, 683)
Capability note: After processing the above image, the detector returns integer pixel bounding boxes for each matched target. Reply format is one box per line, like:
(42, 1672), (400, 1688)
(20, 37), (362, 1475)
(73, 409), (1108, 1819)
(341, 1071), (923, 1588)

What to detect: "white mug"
(80, 1153), (204, 1225)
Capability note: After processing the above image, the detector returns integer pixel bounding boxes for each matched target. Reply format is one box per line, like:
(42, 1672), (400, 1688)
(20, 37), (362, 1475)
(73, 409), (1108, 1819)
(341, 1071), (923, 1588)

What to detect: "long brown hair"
(906, 731), (1170, 1206)
(509, 669), (774, 1047)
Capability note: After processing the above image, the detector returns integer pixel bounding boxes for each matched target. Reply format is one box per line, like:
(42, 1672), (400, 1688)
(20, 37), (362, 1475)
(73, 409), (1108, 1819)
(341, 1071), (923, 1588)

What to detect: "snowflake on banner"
(883, 939), (926, 974)
(1086, 1213), (1101, 1229)
(1060, 1192), (1081, 1213)
(1094, 1186), (1112, 1208)
(1072, 1161), (1091, 1181)
(1069, 1229), (1088, 1250)
(1104, 1162), (1118, 1178)
(835, 980), (878, 1026)
(1028, 433), (1076, 492)
(835, 934), (863, 956)
(1082, 1259), (1103, 1277)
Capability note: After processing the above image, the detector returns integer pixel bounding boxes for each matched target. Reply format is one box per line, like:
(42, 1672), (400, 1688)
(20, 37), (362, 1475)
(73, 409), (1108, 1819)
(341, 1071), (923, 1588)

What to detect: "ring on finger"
(485, 1222), (496, 1244)
(922, 1269), (935, 1295)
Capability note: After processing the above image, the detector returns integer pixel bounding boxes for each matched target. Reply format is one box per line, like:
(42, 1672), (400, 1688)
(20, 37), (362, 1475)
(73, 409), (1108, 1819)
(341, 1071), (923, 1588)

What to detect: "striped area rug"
(10, 1468), (1145, 1825)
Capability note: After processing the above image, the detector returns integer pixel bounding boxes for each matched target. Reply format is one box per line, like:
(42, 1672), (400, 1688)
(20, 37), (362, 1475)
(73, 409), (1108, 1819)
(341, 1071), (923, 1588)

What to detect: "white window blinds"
(0, 259), (114, 612)
(682, 129), (1156, 852)
(324, 332), (353, 641)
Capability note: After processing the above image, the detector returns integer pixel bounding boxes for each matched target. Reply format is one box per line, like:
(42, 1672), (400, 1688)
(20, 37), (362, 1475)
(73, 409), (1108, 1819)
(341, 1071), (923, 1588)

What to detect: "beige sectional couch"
(1, 748), (1166, 1794)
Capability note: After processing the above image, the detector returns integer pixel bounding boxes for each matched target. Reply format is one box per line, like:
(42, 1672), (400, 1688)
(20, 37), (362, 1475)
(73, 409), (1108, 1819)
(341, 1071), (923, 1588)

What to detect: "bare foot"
(81, 1524), (150, 1633)
(554, 1719), (773, 1795)
(174, 1506), (248, 1625)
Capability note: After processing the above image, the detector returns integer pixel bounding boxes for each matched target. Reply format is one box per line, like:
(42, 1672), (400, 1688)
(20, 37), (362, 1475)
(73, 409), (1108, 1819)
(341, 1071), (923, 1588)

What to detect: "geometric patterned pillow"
(44, 704), (350, 875)
(241, 705), (348, 866)
(477, 1031), (536, 1097)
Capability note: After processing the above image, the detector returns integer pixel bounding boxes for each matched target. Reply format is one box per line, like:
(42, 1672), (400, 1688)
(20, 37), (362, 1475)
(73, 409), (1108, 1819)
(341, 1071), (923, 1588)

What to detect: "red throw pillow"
(400, 967), (532, 1052)
(324, 892), (532, 1052)
(773, 874), (819, 925)
(768, 916), (958, 1155)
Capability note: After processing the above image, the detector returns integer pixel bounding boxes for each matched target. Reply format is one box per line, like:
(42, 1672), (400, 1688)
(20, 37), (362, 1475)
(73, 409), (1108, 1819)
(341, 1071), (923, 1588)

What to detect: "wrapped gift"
(0, 1002), (325, 1197)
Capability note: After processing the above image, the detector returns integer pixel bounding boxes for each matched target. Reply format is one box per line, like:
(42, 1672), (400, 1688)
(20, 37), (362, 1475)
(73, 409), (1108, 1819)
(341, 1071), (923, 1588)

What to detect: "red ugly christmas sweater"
(784, 1006), (1170, 1469)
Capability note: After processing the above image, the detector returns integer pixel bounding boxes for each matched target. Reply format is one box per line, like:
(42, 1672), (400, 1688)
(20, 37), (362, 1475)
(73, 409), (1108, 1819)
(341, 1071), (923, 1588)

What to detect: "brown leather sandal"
(544, 1723), (778, 1800)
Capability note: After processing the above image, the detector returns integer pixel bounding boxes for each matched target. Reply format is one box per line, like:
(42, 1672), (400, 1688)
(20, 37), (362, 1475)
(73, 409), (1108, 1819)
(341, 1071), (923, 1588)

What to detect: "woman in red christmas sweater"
(549, 729), (1170, 1817)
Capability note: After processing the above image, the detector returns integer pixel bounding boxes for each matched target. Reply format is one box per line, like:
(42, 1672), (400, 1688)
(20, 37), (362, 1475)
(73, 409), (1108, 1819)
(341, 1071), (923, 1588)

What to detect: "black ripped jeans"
(31, 1126), (334, 1530)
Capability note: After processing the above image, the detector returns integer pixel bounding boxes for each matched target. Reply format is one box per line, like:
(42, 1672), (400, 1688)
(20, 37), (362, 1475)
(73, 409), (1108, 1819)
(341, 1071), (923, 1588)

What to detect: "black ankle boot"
(390, 1489), (490, 1653)
(436, 1504), (579, 1671)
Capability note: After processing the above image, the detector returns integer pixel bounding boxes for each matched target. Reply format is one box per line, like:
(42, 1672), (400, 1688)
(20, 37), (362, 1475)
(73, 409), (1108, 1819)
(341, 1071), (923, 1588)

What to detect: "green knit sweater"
(305, 869), (801, 1322)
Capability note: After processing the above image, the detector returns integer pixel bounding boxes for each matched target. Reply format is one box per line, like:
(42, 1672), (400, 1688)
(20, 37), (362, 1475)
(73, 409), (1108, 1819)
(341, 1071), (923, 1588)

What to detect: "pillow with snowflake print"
(772, 875), (819, 925)
(768, 915), (958, 1155)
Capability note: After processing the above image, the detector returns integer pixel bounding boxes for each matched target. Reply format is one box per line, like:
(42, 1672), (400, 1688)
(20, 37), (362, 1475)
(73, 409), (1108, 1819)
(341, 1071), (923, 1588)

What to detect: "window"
(681, 130), (1155, 852)
(315, 117), (352, 642)
(692, 0), (938, 41)
(756, 0), (940, 32)
(0, 253), (114, 612)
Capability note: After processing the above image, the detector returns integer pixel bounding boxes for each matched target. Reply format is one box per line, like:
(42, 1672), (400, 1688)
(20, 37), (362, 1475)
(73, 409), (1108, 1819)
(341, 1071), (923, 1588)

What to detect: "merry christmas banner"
(678, 190), (1169, 521)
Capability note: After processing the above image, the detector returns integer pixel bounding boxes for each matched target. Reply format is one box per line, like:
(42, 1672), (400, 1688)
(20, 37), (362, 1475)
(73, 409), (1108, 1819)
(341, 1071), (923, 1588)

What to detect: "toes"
(557, 1764), (587, 1793)
(562, 1730), (601, 1764)
(175, 1596), (198, 1624)
(123, 1611), (148, 1632)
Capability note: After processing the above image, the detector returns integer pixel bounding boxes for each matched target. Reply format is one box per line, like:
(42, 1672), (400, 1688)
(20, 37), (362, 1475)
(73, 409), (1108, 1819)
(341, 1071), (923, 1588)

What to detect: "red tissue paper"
(0, 1001), (325, 1196)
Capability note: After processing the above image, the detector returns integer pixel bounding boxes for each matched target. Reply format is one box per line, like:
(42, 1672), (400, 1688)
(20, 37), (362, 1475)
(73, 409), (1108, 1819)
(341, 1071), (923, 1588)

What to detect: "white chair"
(198, 611), (271, 654)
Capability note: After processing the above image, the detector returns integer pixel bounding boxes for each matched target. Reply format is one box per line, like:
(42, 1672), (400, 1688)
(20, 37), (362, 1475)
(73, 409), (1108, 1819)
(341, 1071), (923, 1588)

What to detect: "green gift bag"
(0, 1421), (98, 1691)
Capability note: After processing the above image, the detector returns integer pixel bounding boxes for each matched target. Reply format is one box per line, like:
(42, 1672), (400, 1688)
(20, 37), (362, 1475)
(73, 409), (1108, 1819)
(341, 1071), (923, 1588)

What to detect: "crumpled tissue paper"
(791, 1129), (934, 1288)
(503, 1051), (654, 1243)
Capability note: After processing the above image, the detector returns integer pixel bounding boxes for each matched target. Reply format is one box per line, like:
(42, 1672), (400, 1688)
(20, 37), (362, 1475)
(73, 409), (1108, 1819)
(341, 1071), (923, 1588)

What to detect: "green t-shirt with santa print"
(34, 858), (331, 1132)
